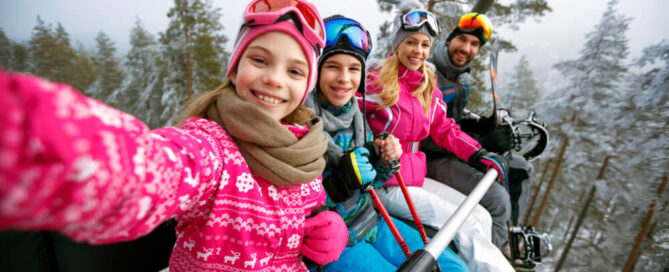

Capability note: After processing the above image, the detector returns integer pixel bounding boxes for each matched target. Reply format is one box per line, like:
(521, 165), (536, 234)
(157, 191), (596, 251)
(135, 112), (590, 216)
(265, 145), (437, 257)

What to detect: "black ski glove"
(468, 149), (509, 192)
(477, 115), (498, 133)
(460, 114), (496, 136)
(323, 147), (377, 203)
(479, 125), (514, 153)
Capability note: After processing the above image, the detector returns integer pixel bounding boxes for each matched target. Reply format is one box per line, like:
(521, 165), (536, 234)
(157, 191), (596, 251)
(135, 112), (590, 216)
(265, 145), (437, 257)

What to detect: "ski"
(489, 40), (502, 126)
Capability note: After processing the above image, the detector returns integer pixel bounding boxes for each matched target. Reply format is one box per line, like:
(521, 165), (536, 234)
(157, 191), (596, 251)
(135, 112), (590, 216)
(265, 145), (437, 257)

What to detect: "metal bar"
(422, 170), (498, 259)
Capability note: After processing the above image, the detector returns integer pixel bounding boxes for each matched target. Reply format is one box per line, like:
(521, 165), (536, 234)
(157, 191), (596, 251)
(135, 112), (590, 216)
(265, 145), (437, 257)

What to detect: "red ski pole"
(376, 132), (431, 245)
(385, 148), (441, 271)
(394, 168), (430, 246)
(366, 186), (412, 257)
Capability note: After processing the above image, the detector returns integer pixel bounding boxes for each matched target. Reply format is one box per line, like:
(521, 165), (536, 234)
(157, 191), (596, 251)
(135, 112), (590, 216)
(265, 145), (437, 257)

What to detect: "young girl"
(360, 4), (515, 272)
(0, 1), (348, 271)
(305, 15), (468, 271)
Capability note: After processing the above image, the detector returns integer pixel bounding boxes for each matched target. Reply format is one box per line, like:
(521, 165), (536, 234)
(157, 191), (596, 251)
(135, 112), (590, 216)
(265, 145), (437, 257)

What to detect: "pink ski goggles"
(245, 0), (325, 50)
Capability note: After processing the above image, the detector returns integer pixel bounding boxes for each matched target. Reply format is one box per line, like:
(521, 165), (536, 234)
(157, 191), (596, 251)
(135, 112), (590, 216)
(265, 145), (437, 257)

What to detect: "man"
(422, 13), (534, 249)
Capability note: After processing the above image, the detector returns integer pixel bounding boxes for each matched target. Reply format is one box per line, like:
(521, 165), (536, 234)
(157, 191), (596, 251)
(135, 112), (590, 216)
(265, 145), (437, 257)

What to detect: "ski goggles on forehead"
(324, 17), (372, 57)
(456, 13), (492, 42)
(245, 0), (325, 49)
(402, 10), (439, 36)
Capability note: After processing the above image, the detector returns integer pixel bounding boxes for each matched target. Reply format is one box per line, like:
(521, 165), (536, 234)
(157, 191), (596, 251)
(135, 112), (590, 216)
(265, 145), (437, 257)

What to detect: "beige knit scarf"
(205, 85), (327, 186)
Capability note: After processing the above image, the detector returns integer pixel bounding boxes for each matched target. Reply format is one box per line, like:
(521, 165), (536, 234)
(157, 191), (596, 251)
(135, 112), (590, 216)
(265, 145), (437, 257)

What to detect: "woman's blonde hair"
(373, 52), (436, 115)
(180, 79), (313, 126)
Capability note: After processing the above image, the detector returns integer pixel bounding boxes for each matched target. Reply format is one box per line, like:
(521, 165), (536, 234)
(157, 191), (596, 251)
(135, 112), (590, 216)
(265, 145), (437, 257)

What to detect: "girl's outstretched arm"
(0, 71), (222, 244)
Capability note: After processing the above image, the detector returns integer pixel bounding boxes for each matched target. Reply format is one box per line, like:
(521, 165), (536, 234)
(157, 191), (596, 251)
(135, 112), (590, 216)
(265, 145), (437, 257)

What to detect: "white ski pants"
(376, 177), (514, 272)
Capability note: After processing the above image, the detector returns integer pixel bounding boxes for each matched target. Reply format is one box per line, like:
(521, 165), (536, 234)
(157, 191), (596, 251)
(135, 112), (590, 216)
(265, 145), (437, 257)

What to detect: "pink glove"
(301, 210), (348, 265)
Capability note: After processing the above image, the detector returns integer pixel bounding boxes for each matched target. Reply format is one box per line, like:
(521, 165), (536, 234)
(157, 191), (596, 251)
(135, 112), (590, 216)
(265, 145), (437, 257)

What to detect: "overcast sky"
(1, 0), (668, 88)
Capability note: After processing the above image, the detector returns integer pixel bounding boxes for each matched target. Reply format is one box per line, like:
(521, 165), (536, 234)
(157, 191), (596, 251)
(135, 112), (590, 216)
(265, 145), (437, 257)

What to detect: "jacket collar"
(398, 64), (425, 92)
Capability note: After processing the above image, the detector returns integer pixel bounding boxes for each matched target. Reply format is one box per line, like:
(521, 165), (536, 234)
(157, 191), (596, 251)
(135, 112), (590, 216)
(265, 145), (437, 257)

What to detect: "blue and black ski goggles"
(324, 17), (372, 58)
(402, 10), (440, 36)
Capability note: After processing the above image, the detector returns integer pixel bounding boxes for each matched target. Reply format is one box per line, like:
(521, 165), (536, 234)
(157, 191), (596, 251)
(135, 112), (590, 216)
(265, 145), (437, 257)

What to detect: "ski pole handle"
(375, 132), (400, 171)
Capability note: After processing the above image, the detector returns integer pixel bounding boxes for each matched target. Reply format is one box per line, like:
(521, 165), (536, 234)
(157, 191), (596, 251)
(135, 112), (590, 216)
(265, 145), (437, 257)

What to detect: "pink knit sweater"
(0, 71), (325, 271)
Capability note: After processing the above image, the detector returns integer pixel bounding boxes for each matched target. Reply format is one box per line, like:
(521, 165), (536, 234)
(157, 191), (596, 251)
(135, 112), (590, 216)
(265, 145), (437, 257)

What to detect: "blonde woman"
(360, 3), (514, 271)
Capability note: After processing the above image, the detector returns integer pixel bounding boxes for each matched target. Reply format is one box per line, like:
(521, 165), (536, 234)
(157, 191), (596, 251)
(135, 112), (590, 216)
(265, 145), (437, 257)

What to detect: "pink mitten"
(301, 210), (348, 265)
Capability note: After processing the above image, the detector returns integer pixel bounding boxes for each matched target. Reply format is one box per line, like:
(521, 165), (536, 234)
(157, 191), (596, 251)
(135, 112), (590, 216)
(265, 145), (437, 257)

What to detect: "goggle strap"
(277, 12), (304, 34)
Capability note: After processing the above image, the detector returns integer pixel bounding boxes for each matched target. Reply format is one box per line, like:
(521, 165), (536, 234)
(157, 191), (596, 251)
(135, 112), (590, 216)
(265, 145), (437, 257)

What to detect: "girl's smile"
(230, 31), (309, 121)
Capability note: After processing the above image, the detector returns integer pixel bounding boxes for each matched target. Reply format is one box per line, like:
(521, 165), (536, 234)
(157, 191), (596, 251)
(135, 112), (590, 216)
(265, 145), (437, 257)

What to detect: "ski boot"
(508, 225), (551, 271)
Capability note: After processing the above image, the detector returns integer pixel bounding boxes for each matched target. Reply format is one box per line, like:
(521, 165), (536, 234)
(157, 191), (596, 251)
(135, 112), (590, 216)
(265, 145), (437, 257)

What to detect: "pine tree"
(110, 18), (166, 128)
(610, 39), (669, 271)
(87, 31), (125, 103)
(28, 16), (59, 80)
(71, 43), (97, 94)
(27, 18), (81, 86)
(535, 1), (634, 270)
(502, 54), (539, 118)
(159, 0), (229, 125)
(546, 0), (629, 135)
(53, 23), (80, 89)
(0, 29), (28, 72)
(9, 43), (30, 72)
(370, 0), (394, 60)
(0, 29), (11, 68)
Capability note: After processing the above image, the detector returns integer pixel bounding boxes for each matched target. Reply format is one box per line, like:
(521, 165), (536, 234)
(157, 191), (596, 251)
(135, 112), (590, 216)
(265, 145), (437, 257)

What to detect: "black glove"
(323, 147), (377, 203)
(479, 125), (514, 153)
(460, 114), (496, 136)
(477, 115), (497, 132)
(468, 149), (509, 191)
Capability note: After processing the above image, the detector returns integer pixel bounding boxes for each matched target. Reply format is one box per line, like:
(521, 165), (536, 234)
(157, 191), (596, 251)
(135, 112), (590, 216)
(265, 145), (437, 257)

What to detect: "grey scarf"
(431, 41), (473, 121)
(304, 91), (366, 166)
(431, 41), (471, 82)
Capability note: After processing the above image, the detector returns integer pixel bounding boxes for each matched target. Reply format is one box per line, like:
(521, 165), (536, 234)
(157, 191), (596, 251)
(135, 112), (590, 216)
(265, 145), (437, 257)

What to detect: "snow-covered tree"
(86, 31), (125, 103)
(631, 40), (669, 112)
(159, 0), (229, 125)
(501, 54), (539, 118)
(533, 1), (657, 270)
(109, 18), (166, 128)
(609, 39), (669, 271)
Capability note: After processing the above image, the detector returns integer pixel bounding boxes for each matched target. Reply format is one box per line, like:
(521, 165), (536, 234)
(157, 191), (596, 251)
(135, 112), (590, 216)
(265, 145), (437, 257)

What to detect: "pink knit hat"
(226, 2), (324, 103)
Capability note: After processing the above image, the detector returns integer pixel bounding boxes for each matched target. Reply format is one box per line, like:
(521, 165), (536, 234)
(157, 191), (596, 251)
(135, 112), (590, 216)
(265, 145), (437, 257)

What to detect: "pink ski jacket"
(0, 71), (325, 271)
(360, 64), (481, 187)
